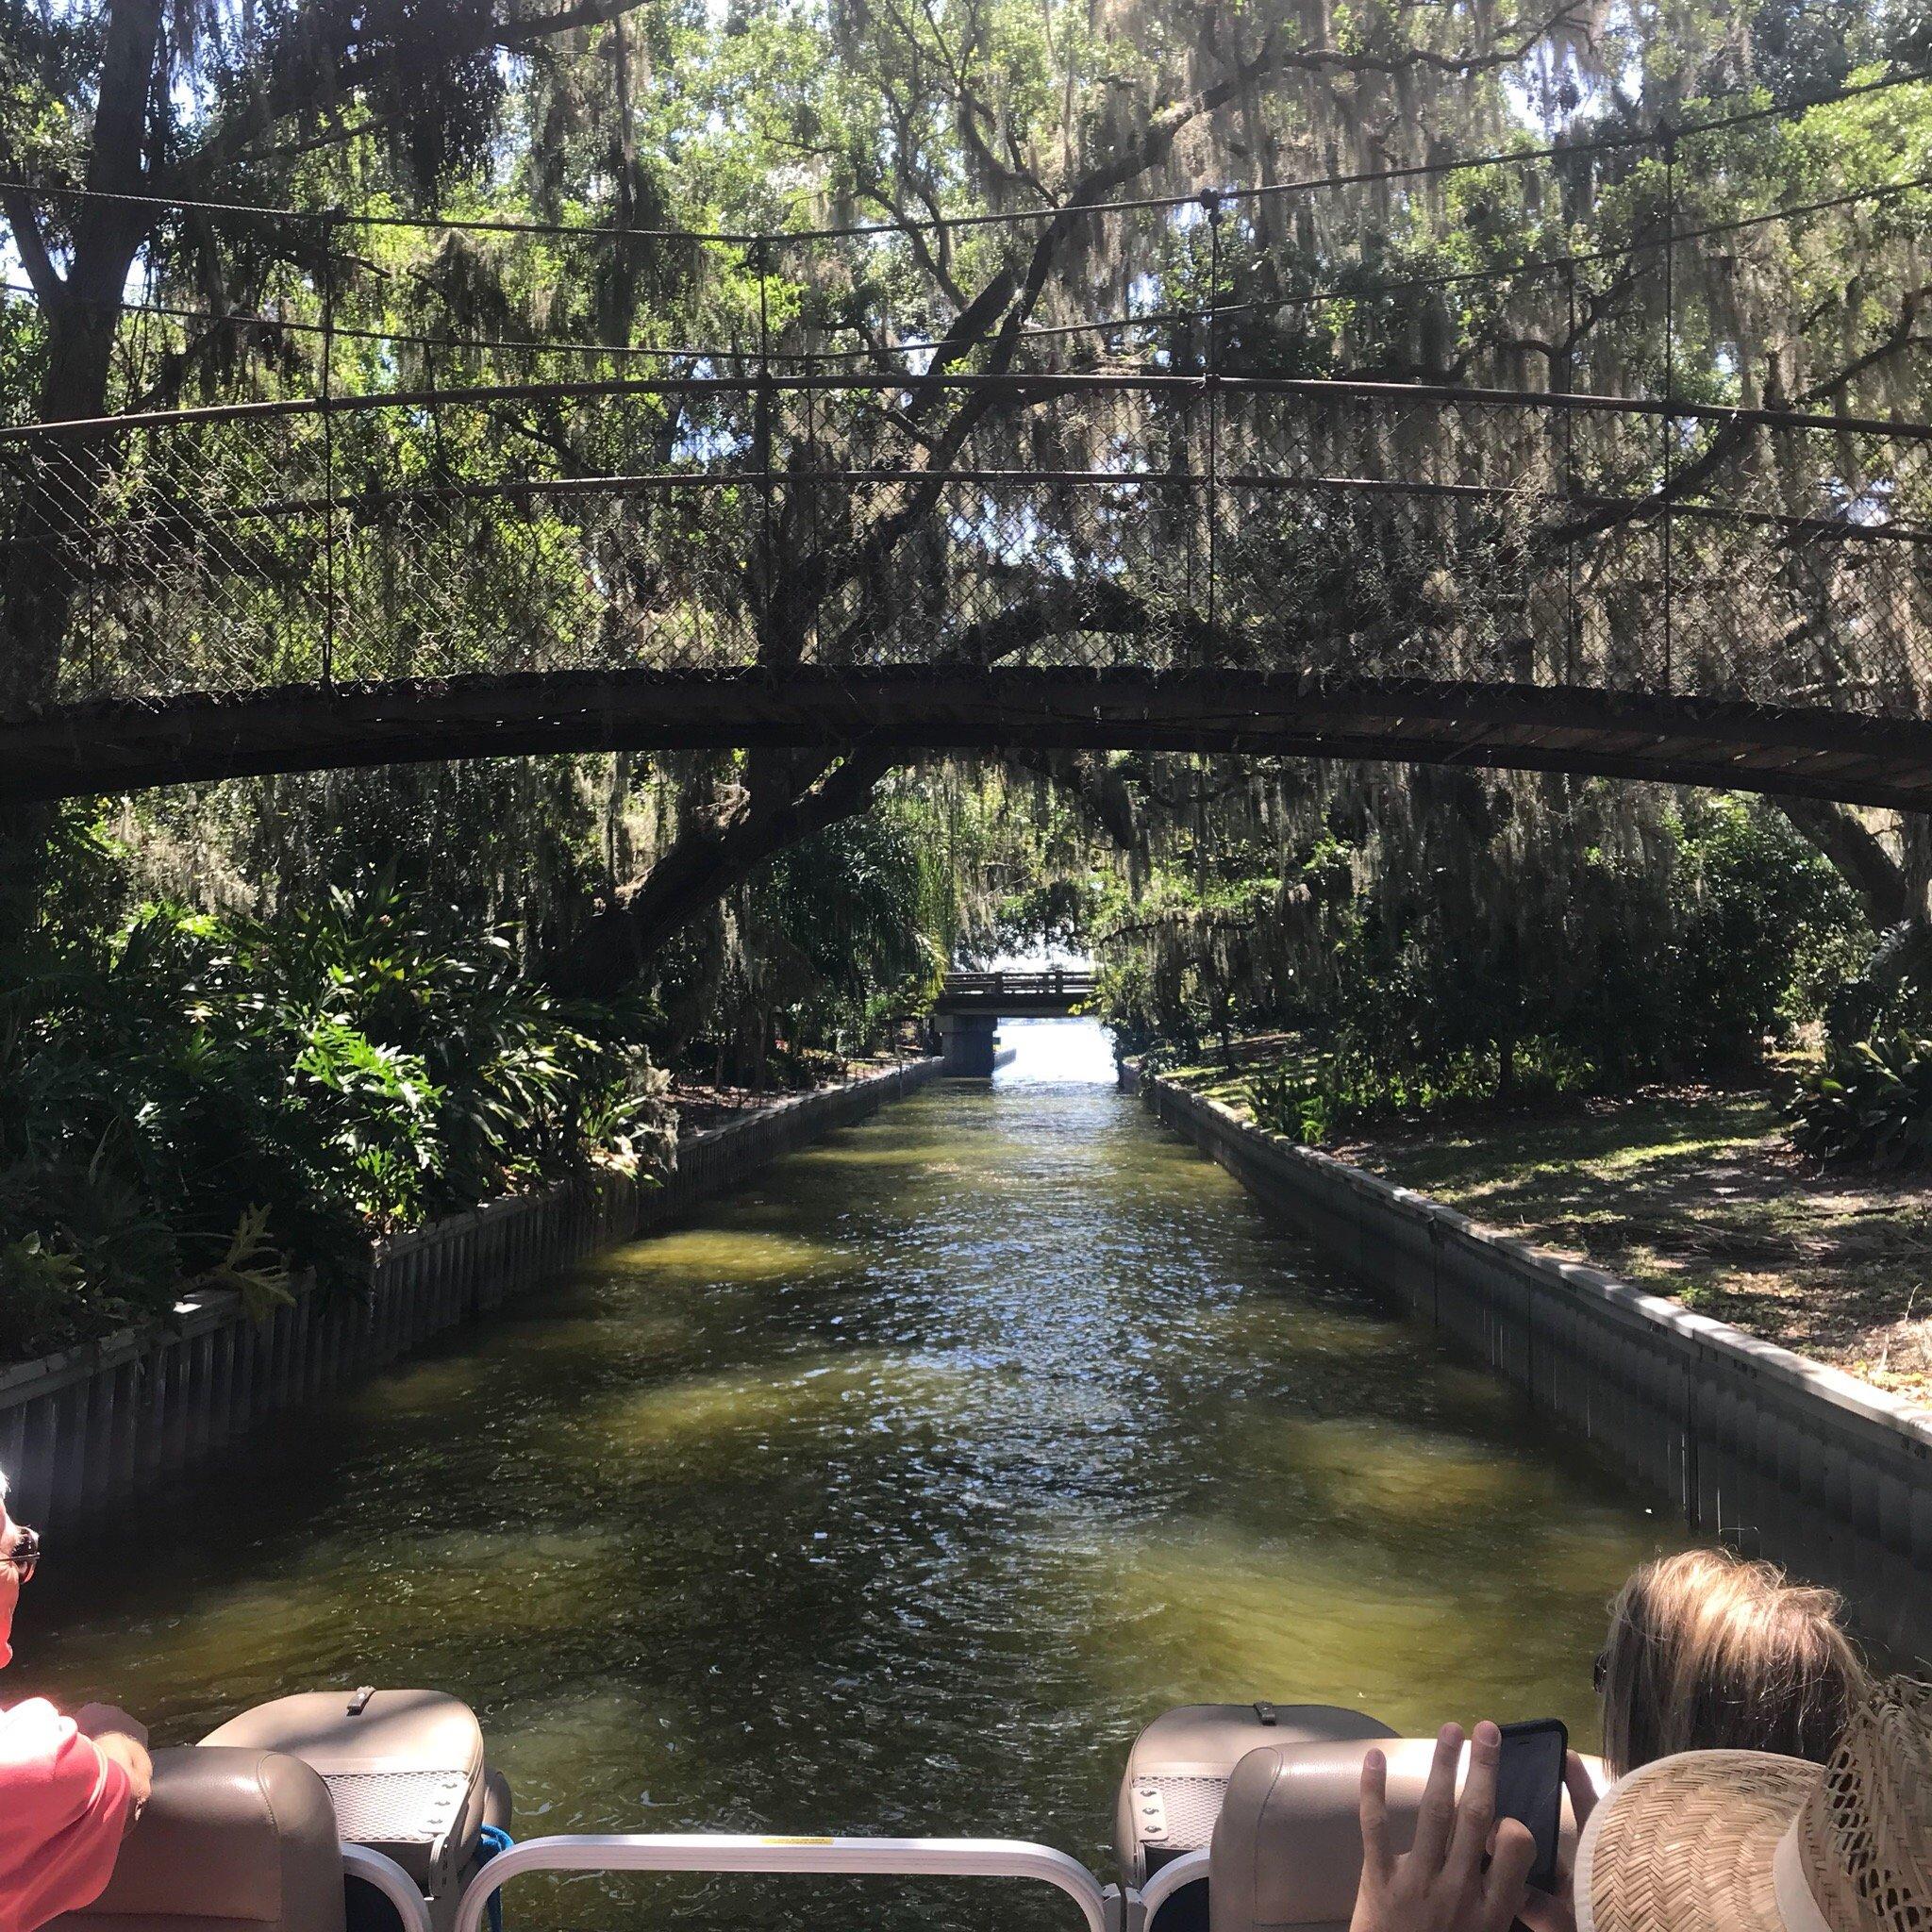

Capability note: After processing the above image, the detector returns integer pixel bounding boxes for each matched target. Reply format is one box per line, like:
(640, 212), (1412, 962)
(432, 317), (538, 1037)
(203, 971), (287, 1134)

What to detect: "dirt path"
(1169, 1062), (1932, 1398)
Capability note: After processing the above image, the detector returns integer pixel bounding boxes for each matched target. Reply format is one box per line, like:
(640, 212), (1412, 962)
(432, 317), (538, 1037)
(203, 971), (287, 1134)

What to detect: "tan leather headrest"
(1117, 1703), (1400, 1877)
(50, 1747), (344, 1932)
(1209, 1740), (1601, 1932)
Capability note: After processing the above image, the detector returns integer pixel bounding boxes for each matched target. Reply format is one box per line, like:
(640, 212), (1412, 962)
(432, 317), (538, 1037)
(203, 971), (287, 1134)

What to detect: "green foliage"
(1787, 922), (1932, 1170)
(650, 806), (943, 1083)
(1790, 1033), (1932, 1168)
(1304, 797), (1862, 1122)
(0, 853), (661, 1362)
(1245, 1058), (1331, 1143)
(1100, 787), (1867, 1133)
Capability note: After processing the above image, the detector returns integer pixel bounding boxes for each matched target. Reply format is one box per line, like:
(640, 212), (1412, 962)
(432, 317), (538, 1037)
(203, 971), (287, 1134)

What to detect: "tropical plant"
(0, 853), (664, 1362)
(1790, 1033), (1932, 1169)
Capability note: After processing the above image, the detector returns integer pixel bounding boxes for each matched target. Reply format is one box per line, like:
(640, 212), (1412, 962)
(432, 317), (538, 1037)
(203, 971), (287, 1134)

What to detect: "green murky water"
(14, 1024), (1684, 1932)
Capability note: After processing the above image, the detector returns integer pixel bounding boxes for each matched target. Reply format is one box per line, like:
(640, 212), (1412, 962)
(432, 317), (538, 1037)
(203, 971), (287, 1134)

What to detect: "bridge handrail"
(8, 372), (1930, 445)
(942, 971), (1096, 989)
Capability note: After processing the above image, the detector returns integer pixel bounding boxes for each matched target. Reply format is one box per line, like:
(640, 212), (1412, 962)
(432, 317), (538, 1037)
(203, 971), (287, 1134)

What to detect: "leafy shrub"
(1245, 1058), (1329, 1142)
(0, 866), (665, 1361)
(1790, 1032), (1932, 1169)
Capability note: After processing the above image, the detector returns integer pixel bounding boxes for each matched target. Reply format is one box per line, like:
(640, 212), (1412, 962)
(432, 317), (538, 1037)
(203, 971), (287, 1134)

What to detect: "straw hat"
(1576, 1676), (1931, 1932)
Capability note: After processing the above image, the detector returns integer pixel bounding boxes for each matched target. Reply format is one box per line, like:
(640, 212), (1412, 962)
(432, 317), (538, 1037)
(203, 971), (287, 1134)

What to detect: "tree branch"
(0, 180), (65, 307)
(163, 0), (658, 199)
(550, 748), (899, 991)
(1776, 798), (1909, 931)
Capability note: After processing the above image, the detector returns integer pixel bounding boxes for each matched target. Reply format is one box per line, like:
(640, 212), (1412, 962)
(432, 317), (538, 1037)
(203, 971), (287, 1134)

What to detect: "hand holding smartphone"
(1493, 1719), (1568, 1894)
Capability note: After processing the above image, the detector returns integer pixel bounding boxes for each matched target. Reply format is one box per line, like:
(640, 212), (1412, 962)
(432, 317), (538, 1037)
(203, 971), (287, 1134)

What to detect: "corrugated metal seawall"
(0, 1058), (942, 1529)
(1140, 1071), (1932, 1666)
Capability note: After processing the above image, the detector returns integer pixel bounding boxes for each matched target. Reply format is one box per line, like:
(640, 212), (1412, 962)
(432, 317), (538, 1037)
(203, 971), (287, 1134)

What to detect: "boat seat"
(1209, 1738), (1605, 1932)
(1118, 1705), (1399, 1880)
(1120, 1704), (1401, 1932)
(201, 1691), (490, 1931)
(47, 1747), (344, 1932)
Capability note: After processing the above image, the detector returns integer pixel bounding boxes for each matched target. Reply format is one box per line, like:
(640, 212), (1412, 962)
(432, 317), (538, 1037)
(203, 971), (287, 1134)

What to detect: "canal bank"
(0, 1055), (941, 1531)
(1131, 1065), (1932, 1665)
(20, 1031), (1683, 1932)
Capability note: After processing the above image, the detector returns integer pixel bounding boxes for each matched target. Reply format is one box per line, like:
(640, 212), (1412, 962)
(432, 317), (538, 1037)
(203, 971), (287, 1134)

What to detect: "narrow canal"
(19, 1023), (1682, 1932)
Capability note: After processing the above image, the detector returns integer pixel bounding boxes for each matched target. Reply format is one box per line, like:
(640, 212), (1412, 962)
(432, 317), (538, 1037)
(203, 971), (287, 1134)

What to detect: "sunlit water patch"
(18, 1059), (1685, 1932)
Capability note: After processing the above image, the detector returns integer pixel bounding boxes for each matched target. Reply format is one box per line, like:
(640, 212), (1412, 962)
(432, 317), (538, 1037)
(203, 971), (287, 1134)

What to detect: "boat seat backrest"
(49, 1748), (345, 1932)
(201, 1690), (487, 1900)
(1209, 1740), (1600, 1932)
(1116, 1703), (1399, 1880)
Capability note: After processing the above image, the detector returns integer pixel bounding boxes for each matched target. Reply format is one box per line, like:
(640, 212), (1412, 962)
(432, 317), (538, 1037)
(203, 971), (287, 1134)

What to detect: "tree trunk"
(0, 0), (160, 916)
(1774, 798), (1913, 932)
(546, 749), (896, 996)
(1, 297), (130, 711)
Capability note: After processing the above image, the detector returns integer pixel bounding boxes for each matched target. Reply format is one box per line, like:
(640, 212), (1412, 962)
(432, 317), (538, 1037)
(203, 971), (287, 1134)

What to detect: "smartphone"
(1494, 1719), (1567, 1893)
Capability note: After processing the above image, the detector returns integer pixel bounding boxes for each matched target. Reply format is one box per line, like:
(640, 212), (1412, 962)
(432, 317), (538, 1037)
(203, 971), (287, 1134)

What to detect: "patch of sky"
(673, 418), (755, 464)
(1829, 475), (1896, 526)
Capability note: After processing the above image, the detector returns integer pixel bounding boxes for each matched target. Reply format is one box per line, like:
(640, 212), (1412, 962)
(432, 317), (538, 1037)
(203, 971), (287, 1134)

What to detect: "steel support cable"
(7, 162), (1930, 391)
(36, 467), (1927, 571)
(1563, 259), (1578, 679)
(0, 287), (756, 361)
(320, 208), (341, 687)
(9, 372), (1930, 446)
(1661, 124), (1675, 693)
(1205, 192), (1223, 646)
(0, 66), (1924, 251)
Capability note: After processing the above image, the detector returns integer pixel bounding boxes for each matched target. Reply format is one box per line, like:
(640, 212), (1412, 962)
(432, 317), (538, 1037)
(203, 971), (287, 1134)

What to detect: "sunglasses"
(5, 1524), (41, 1584)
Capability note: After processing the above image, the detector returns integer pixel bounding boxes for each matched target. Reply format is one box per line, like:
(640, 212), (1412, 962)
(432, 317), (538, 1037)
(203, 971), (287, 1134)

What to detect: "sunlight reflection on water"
(20, 1054), (1687, 1932)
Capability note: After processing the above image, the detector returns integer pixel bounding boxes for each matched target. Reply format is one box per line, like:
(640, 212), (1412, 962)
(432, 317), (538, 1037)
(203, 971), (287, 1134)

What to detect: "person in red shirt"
(0, 1471), (152, 1932)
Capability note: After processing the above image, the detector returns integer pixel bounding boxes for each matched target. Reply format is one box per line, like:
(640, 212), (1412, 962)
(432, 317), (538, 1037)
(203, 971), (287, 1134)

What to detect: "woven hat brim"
(1576, 1751), (1820, 1932)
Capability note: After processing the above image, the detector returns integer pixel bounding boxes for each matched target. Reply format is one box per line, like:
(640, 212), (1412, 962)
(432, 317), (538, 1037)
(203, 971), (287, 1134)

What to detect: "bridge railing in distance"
(940, 971), (1099, 999)
(5, 378), (1928, 717)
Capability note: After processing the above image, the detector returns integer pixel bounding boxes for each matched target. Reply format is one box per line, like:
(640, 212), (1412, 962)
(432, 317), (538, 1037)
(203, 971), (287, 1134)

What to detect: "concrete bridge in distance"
(932, 970), (1097, 1074)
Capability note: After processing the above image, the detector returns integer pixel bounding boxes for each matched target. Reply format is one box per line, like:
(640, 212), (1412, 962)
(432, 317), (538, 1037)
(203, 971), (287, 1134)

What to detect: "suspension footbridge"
(6, 101), (1932, 809)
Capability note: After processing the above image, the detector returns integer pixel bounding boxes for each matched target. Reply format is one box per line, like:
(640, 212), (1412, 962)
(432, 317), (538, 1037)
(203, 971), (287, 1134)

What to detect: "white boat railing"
(342, 1844), (436, 1932)
(1128, 1849), (1210, 1932)
(451, 1832), (1121, 1932)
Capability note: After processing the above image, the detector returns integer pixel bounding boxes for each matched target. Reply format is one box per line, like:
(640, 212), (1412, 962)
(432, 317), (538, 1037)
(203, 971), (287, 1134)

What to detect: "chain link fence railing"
(5, 375), (1928, 714)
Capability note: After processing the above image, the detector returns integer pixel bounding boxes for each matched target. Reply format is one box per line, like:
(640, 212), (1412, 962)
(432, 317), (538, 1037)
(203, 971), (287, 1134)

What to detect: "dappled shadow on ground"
(1340, 1089), (1932, 1397)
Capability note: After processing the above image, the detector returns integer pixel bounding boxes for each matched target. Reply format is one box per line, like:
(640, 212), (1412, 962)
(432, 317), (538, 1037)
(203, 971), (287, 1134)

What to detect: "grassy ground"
(1163, 1056), (1932, 1400)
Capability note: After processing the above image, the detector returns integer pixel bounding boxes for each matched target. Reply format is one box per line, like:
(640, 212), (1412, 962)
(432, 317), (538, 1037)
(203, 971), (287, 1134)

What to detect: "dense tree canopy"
(3, 0), (1932, 1326)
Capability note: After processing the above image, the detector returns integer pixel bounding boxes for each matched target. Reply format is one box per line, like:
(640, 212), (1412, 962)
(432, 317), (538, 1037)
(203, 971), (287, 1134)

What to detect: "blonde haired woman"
(1353, 1675), (1930, 1932)
(1597, 1548), (1870, 1777)
(1509, 1548), (1871, 1932)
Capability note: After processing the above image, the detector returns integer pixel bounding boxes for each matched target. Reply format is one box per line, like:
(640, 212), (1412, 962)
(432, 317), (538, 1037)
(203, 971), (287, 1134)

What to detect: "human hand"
(1350, 1721), (1538, 1932)
(75, 1703), (149, 1750)
(75, 1707), (153, 1823)
(1518, 1752), (1601, 1932)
